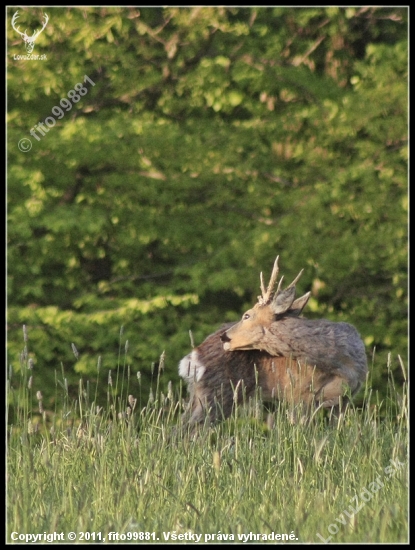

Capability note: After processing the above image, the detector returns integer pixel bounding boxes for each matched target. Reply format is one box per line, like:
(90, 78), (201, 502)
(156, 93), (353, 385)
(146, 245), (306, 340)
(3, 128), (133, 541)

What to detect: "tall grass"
(7, 327), (408, 544)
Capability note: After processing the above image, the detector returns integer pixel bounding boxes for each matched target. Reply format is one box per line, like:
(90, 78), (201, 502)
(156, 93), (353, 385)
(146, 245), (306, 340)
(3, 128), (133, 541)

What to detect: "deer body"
(179, 257), (368, 425)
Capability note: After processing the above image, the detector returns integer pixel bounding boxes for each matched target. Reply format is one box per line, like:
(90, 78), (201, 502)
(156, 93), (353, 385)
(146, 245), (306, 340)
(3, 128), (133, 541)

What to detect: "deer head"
(220, 257), (311, 351)
(11, 11), (49, 54)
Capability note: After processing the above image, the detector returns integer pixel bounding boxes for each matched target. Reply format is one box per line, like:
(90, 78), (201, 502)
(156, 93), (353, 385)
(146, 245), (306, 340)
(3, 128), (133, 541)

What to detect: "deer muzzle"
(220, 331), (232, 351)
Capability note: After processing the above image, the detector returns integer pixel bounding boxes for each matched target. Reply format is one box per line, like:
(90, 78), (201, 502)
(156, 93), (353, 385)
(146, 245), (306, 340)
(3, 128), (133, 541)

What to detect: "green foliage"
(7, 7), (407, 405)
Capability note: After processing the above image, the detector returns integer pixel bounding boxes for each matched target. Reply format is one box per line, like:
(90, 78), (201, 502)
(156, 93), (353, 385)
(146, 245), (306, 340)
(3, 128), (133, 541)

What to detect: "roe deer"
(179, 257), (367, 425)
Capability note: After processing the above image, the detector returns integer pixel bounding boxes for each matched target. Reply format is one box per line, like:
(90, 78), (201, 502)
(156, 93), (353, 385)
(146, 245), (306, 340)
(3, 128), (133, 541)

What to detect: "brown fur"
(179, 322), (367, 425)
(179, 258), (368, 425)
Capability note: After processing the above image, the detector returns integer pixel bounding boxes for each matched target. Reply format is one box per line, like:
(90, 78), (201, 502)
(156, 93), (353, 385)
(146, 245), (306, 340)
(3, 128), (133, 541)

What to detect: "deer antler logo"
(11, 10), (49, 54)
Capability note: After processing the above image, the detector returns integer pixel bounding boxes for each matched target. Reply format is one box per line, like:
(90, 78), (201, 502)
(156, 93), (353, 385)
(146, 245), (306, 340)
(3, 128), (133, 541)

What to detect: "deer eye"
(243, 313), (250, 320)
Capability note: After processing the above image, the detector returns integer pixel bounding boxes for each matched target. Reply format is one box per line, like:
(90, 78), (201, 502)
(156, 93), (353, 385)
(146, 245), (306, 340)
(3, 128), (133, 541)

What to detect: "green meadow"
(7, 336), (408, 544)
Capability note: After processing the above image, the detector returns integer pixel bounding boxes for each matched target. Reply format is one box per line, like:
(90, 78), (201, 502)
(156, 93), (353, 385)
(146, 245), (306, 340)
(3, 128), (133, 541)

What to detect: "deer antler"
(11, 11), (26, 39)
(285, 268), (304, 290)
(257, 256), (304, 306)
(33, 12), (49, 40)
(258, 256), (279, 305)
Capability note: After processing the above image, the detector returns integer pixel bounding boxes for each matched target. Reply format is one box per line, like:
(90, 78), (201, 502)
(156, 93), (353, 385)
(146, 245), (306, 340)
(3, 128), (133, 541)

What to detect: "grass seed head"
(71, 343), (79, 360)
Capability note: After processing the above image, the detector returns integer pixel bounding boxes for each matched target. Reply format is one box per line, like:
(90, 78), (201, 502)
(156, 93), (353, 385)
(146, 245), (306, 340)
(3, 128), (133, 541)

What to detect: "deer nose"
(220, 332), (231, 343)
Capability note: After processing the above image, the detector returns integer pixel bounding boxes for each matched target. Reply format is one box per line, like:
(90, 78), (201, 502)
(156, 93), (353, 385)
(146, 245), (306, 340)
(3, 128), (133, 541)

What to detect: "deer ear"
(271, 286), (296, 315)
(287, 291), (311, 317)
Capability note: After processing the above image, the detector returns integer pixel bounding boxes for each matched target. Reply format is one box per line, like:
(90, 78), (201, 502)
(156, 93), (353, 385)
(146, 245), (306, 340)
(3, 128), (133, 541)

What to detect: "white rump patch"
(178, 350), (205, 382)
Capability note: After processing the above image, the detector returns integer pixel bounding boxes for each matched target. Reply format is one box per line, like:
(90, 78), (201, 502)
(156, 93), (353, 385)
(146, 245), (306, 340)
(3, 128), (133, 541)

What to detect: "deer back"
(221, 257), (367, 384)
(222, 316), (367, 384)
